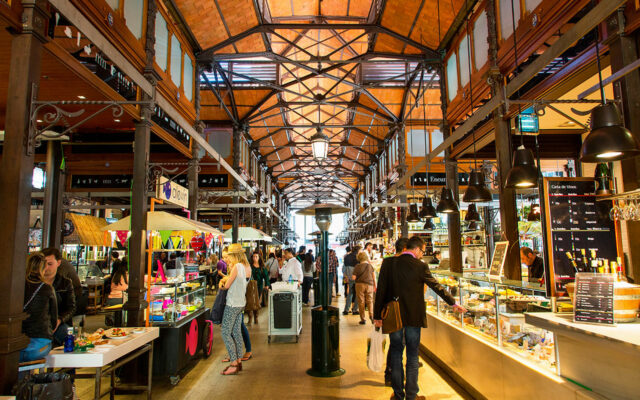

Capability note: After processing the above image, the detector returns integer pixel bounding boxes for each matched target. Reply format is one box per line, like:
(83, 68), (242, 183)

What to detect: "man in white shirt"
(281, 248), (304, 284)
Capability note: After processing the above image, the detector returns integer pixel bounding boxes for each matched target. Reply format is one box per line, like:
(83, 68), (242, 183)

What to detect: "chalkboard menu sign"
(543, 178), (618, 296)
(71, 174), (229, 190)
(573, 273), (615, 325)
(489, 241), (509, 279)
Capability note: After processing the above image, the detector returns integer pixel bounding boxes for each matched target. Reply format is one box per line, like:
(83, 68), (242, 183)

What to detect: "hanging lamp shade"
(463, 170), (493, 202)
(436, 187), (459, 213)
(310, 126), (329, 160)
(423, 218), (435, 231)
(419, 196), (438, 218)
(505, 145), (538, 188)
(580, 103), (640, 162)
(464, 203), (481, 222)
(407, 204), (420, 222)
(527, 204), (541, 221)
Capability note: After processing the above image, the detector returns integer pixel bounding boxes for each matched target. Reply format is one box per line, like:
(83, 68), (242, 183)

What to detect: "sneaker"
(359, 320), (366, 325)
(342, 311), (349, 315)
(352, 311), (359, 315)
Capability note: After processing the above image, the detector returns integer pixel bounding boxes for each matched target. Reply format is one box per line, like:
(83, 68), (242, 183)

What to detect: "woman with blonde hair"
(219, 244), (250, 375)
(21, 252), (58, 362)
(352, 251), (376, 325)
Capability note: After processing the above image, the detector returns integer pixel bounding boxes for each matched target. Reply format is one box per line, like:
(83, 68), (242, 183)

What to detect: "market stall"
(62, 213), (111, 280)
(102, 211), (221, 384)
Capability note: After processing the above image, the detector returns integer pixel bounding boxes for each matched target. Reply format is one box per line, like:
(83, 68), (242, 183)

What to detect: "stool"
(18, 358), (47, 374)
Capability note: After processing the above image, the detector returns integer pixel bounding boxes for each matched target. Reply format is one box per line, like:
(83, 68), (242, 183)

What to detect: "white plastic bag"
(367, 326), (386, 372)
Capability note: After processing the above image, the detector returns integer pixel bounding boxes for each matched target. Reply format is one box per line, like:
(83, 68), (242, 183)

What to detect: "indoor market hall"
(1, 0), (639, 399)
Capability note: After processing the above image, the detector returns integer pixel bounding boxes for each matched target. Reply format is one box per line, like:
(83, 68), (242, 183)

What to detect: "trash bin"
(308, 305), (344, 377)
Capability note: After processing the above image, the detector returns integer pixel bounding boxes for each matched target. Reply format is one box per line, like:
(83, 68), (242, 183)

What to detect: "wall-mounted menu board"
(543, 178), (618, 296)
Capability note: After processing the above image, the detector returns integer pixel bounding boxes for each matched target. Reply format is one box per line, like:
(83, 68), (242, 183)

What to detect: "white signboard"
(156, 176), (189, 208)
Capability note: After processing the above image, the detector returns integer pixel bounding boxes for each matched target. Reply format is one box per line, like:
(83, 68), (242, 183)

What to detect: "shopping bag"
(13, 372), (74, 400)
(367, 326), (386, 373)
(209, 289), (228, 324)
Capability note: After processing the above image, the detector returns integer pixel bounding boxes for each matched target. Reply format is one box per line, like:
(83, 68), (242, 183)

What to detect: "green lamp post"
(298, 202), (349, 377)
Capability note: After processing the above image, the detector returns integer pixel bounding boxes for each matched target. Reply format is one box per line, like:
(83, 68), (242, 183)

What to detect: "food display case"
(149, 276), (213, 384)
(425, 271), (556, 372)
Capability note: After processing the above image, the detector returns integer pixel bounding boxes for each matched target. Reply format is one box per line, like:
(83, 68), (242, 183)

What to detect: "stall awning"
(102, 211), (223, 235)
(224, 227), (272, 242)
(64, 213), (109, 246)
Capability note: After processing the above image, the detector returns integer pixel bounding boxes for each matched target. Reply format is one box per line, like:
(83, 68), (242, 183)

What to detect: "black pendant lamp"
(505, 145), (538, 188)
(436, 187), (459, 213)
(463, 169), (493, 202)
(464, 203), (481, 222)
(423, 218), (435, 231)
(580, 103), (640, 162)
(419, 195), (438, 218)
(580, 23), (640, 162)
(407, 204), (420, 222)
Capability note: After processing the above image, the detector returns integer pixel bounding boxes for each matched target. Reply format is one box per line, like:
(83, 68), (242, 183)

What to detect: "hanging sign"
(156, 176), (189, 208)
(190, 235), (204, 252)
(116, 230), (129, 246)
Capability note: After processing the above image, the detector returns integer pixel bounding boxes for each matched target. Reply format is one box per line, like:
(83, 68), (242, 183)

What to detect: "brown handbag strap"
(389, 257), (399, 301)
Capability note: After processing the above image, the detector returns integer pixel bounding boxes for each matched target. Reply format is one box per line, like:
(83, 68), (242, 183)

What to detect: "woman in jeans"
(352, 251), (376, 325)
(220, 244), (249, 375)
(301, 253), (314, 305)
(21, 252), (58, 362)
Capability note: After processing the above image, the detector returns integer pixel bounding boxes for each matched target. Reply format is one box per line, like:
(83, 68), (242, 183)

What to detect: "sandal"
(221, 357), (230, 363)
(241, 353), (252, 361)
(221, 365), (239, 375)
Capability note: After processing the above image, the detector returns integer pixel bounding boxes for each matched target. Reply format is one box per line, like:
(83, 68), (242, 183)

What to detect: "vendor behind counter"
(521, 247), (544, 281)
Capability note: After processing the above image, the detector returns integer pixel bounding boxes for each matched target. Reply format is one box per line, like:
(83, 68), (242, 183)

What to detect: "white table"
(46, 327), (159, 400)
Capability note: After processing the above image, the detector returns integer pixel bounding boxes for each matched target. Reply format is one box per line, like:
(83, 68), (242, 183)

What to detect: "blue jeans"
(389, 327), (421, 400)
(241, 319), (251, 353)
(344, 282), (358, 312)
(20, 338), (52, 362)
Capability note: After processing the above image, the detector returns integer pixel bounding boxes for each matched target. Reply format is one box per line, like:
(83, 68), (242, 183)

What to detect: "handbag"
(12, 372), (74, 400)
(381, 259), (403, 334)
(209, 289), (228, 324)
(245, 278), (260, 311)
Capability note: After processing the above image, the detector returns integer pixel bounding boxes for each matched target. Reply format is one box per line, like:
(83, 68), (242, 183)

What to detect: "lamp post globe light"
(298, 202), (349, 377)
(311, 126), (329, 160)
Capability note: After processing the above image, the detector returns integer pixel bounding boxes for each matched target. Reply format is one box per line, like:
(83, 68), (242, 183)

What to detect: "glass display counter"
(149, 276), (206, 326)
(426, 271), (556, 373)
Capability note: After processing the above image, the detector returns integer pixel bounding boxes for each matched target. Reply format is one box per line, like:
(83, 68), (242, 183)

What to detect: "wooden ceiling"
(179, 0), (465, 206)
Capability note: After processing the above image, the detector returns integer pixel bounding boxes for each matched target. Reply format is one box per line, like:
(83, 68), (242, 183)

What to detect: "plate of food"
(105, 328), (129, 339)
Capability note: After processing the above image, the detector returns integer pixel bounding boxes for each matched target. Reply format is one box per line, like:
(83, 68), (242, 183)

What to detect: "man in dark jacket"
(374, 236), (466, 400)
(42, 248), (76, 346)
(342, 245), (360, 315)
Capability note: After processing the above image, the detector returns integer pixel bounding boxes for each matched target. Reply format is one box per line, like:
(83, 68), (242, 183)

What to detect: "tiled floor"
(76, 292), (470, 399)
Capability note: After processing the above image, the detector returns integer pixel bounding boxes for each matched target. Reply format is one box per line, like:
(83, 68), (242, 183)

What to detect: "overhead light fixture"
(579, 23), (640, 163)
(505, 145), (538, 188)
(463, 169), (492, 202)
(423, 218), (435, 231)
(580, 103), (640, 162)
(594, 163), (612, 196)
(114, 119), (121, 122)
(464, 203), (481, 222)
(419, 194), (437, 219)
(527, 204), (541, 221)
(77, 95), (86, 99)
(310, 126), (329, 160)
(436, 187), (459, 214)
(407, 204), (420, 222)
